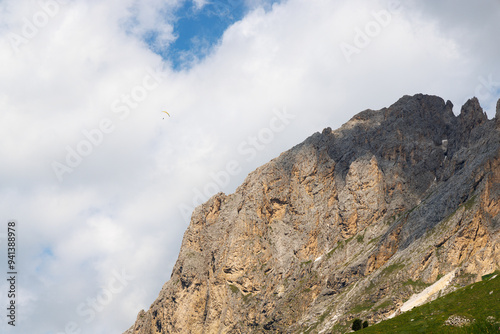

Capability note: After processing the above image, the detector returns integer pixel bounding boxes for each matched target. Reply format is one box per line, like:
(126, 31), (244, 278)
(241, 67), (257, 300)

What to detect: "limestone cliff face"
(124, 94), (500, 334)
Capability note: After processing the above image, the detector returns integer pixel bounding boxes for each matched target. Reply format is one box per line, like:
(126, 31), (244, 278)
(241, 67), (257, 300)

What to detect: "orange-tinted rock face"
(124, 94), (500, 334)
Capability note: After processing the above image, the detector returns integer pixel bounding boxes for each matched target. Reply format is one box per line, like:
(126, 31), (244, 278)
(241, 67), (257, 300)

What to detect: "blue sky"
(145, 0), (281, 69)
(0, 0), (499, 333)
(166, 0), (247, 68)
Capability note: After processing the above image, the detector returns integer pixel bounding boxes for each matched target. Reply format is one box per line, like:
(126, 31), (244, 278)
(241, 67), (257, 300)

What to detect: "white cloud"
(0, 0), (498, 333)
(192, 0), (209, 10)
(122, 0), (179, 51)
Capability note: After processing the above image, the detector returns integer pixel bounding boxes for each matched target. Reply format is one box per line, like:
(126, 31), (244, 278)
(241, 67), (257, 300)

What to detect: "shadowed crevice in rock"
(496, 98), (500, 126)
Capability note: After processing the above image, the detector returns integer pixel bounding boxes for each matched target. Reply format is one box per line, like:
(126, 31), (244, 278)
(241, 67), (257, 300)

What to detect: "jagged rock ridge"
(124, 94), (500, 334)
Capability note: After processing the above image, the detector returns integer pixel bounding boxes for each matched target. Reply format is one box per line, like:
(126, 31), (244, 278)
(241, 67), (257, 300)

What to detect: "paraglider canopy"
(162, 111), (170, 116)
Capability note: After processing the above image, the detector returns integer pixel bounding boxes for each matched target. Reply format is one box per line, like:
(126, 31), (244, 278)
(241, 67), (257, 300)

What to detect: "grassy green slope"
(354, 272), (500, 334)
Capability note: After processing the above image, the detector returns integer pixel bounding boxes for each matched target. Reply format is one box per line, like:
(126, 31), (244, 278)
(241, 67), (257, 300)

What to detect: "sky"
(0, 0), (499, 333)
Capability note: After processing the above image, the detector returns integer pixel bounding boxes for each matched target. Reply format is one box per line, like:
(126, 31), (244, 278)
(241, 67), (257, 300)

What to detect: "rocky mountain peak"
(124, 94), (500, 334)
(388, 94), (447, 115)
(459, 97), (487, 130)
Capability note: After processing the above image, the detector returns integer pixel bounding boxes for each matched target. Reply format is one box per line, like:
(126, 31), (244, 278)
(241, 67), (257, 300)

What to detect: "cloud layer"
(0, 0), (499, 333)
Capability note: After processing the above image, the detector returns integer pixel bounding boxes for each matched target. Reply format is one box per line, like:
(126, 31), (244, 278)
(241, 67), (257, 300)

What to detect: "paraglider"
(162, 111), (170, 119)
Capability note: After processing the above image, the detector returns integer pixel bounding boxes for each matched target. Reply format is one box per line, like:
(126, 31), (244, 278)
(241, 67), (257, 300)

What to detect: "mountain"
(360, 272), (499, 333)
(124, 94), (500, 334)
